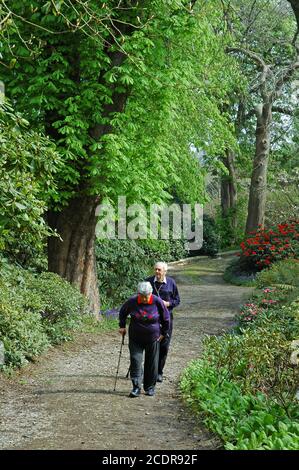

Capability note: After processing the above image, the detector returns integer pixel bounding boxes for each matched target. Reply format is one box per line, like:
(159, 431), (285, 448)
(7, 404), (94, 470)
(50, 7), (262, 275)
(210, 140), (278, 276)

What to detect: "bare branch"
(226, 46), (272, 97)
(271, 57), (299, 101)
(226, 46), (267, 69)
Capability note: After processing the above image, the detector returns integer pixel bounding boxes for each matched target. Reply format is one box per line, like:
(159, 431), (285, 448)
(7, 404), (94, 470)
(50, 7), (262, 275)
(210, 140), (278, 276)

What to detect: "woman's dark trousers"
(129, 338), (159, 390)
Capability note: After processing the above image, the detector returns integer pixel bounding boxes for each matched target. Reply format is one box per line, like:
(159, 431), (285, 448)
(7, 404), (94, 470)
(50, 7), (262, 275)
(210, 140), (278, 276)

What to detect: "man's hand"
(119, 328), (126, 337)
(157, 335), (164, 342)
(163, 300), (170, 308)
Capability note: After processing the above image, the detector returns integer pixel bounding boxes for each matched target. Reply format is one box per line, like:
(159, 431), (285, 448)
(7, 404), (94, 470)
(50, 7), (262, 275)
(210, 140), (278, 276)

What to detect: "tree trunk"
(288, 0), (299, 27)
(221, 149), (237, 216)
(221, 149), (237, 240)
(245, 103), (272, 235)
(47, 195), (100, 315)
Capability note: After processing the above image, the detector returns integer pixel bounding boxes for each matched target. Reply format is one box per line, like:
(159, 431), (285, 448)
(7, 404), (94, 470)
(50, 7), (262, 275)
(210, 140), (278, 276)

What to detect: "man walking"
(146, 261), (180, 382)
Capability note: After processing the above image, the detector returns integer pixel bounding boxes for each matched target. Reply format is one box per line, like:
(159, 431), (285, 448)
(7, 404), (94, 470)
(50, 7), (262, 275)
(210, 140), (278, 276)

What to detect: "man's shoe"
(129, 386), (141, 398)
(144, 387), (155, 396)
(157, 374), (163, 383)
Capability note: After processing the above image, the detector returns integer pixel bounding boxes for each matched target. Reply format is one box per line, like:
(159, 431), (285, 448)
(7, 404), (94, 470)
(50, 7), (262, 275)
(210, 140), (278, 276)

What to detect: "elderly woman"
(119, 281), (170, 397)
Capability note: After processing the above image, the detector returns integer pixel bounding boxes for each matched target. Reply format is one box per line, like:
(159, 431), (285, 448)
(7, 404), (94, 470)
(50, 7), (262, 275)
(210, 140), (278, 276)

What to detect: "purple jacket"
(119, 294), (170, 345)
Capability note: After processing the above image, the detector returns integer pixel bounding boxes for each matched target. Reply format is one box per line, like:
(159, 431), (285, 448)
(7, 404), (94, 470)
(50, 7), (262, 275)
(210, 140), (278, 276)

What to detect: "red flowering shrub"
(237, 220), (299, 272)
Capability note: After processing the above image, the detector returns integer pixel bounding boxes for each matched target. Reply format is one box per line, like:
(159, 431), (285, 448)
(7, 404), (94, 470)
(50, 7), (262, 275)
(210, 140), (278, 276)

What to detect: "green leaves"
(0, 99), (61, 260)
(180, 360), (299, 450)
(0, 262), (89, 370)
(1, 0), (239, 213)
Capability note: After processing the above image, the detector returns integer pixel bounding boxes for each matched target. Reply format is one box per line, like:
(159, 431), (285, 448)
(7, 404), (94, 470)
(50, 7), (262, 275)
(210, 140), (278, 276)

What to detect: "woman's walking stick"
(113, 334), (125, 392)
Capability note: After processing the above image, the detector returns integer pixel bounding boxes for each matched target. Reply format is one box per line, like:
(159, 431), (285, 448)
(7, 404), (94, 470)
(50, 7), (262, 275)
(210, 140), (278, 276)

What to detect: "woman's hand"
(157, 335), (164, 342)
(119, 328), (126, 337)
(163, 300), (170, 308)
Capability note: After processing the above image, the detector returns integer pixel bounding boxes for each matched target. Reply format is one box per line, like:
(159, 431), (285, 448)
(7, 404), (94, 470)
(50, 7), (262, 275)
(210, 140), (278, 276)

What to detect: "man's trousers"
(158, 318), (173, 375)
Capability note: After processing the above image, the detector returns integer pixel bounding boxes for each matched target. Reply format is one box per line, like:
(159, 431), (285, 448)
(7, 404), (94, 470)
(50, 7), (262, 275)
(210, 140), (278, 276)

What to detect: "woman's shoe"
(129, 386), (141, 397)
(144, 387), (155, 396)
(129, 379), (141, 397)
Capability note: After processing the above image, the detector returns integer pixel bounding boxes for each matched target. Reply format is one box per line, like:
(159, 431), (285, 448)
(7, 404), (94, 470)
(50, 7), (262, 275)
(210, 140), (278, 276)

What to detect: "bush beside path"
(0, 254), (252, 450)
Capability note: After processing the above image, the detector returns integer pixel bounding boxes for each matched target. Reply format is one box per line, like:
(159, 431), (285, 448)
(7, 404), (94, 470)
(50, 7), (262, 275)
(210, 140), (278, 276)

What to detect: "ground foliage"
(181, 258), (299, 450)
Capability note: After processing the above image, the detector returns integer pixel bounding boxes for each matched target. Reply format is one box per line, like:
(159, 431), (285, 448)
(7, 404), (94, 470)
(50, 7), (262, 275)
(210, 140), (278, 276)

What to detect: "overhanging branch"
(226, 46), (267, 69)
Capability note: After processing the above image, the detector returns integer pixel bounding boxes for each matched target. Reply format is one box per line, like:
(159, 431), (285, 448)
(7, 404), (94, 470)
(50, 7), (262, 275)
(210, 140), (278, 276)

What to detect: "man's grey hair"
(155, 261), (168, 272)
(137, 281), (153, 295)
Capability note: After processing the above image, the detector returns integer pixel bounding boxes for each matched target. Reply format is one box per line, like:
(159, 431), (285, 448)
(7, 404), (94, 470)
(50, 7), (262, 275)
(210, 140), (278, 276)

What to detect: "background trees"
(226, 0), (299, 235)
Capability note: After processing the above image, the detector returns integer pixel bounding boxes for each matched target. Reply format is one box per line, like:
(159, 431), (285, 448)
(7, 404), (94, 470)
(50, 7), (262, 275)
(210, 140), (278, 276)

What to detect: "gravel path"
(0, 254), (252, 450)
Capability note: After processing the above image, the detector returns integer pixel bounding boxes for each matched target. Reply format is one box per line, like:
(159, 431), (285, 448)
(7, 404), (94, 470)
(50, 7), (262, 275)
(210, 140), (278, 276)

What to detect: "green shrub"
(180, 361), (299, 450)
(0, 280), (49, 369)
(96, 239), (149, 308)
(256, 259), (299, 289)
(215, 196), (248, 249)
(24, 272), (89, 344)
(96, 238), (187, 308)
(26, 272), (88, 320)
(200, 214), (220, 257)
(80, 314), (119, 334)
(0, 99), (61, 263)
(0, 260), (89, 369)
(139, 238), (187, 263)
(203, 329), (298, 402)
(190, 214), (220, 257)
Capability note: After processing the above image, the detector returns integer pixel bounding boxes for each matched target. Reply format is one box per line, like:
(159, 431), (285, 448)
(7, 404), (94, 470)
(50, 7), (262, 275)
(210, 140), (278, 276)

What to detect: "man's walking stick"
(113, 334), (125, 392)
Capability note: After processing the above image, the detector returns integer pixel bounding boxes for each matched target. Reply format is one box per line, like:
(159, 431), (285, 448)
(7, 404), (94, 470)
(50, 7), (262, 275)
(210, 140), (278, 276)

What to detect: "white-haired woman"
(119, 281), (170, 397)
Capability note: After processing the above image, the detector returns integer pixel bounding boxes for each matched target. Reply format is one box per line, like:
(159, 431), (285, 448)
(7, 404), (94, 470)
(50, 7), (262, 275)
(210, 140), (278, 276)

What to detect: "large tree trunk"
(245, 103), (272, 235)
(47, 195), (100, 315)
(45, 42), (130, 315)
